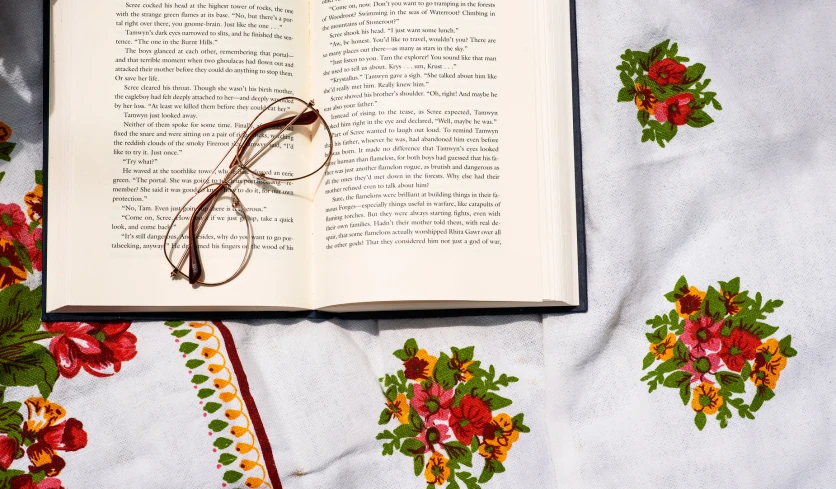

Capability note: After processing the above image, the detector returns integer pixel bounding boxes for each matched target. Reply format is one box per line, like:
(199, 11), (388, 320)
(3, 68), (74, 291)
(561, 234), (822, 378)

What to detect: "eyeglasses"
(163, 96), (333, 286)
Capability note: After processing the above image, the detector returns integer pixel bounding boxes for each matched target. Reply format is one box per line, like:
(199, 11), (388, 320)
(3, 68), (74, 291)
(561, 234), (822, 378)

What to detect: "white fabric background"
(2, 0), (836, 488)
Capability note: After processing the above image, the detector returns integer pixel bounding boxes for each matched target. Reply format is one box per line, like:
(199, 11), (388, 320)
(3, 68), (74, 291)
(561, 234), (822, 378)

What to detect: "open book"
(45, 0), (585, 317)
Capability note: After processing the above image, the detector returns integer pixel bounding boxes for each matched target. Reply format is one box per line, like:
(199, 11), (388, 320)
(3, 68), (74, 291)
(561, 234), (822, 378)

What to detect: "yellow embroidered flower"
(634, 83), (658, 113)
(386, 393), (410, 424)
(424, 451), (450, 486)
(25, 184), (43, 225)
(478, 442), (508, 462)
(750, 338), (787, 389)
(0, 121), (11, 143)
(404, 349), (438, 381)
(676, 286), (706, 319)
(483, 413), (519, 448)
(0, 238), (27, 288)
(24, 398), (66, 436)
(649, 332), (677, 361)
(691, 382), (723, 415)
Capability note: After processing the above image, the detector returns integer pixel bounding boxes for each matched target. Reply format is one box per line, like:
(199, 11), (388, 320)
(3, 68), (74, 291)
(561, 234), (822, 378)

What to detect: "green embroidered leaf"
(683, 63), (706, 84)
(34, 170), (43, 186)
(763, 299), (784, 314)
(393, 349), (410, 361)
(171, 329), (190, 338)
(779, 335), (797, 357)
(204, 402), (223, 414)
(376, 430), (395, 440)
(0, 341), (58, 400)
(409, 408), (424, 433)
(13, 243), (33, 274)
(478, 458), (505, 484)
(686, 110), (714, 128)
(750, 385), (775, 413)
(742, 322), (780, 340)
(620, 72), (633, 89)
(452, 346), (475, 363)
(701, 286), (725, 320)
(191, 374), (209, 385)
(511, 413), (531, 433)
(663, 370), (690, 389)
(718, 277), (740, 295)
(457, 471), (481, 489)
(717, 404), (733, 429)
(447, 479), (461, 489)
(647, 39), (670, 63)
(617, 86), (634, 102)
(213, 437), (234, 450)
(403, 338), (419, 358)
(179, 342), (199, 354)
(667, 42), (678, 58)
(637, 110), (649, 127)
(0, 172), (4, 183)
(185, 359), (204, 369)
(672, 341), (689, 368)
(642, 352), (655, 370)
(378, 408), (391, 425)
(483, 392), (513, 411)
(385, 385), (398, 402)
(197, 388), (215, 399)
(694, 411), (707, 431)
(165, 321), (185, 327)
(208, 419), (229, 432)
(434, 352), (458, 390)
(0, 142), (16, 162)
(711, 98), (723, 110)
(399, 437), (425, 457)
(222, 470), (243, 483)
(0, 401), (23, 442)
(679, 382), (691, 405)
(716, 371), (745, 393)
(444, 441), (473, 468)
(393, 423), (419, 439)
(741, 361), (752, 380)
(645, 327), (666, 344)
(414, 454), (425, 476)
(641, 128), (655, 143)
(218, 453), (237, 465)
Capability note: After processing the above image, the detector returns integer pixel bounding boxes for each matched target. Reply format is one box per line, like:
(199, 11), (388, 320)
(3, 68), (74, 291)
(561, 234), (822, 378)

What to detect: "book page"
(47, 0), (315, 311)
(309, 0), (544, 308)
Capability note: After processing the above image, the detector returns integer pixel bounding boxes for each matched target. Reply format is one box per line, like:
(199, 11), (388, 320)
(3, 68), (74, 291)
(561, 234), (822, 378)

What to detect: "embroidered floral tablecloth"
(2, 1), (836, 488)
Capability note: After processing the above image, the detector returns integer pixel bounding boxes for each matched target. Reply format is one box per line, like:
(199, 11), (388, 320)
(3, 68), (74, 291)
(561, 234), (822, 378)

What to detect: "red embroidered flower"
(44, 322), (137, 378)
(0, 434), (18, 470)
(11, 474), (65, 489)
(648, 58), (687, 86)
(41, 418), (88, 451)
(448, 395), (492, 445)
(410, 382), (454, 424)
(682, 315), (723, 355)
(416, 423), (451, 453)
(655, 93), (695, 125)
(28, 227), (42, 272)
(682, 352), (722, 384)
(718, 329), (761, 372)
(0, 203), (30, 244)
(0, 238), (27, 287)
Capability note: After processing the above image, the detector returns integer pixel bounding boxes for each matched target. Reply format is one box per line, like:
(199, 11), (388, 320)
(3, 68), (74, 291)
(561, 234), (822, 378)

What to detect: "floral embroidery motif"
(617, 40), (722, 147)
(0, 171), (44, 285)
(642, 277), (797, 430)
(377, 339), (530, 488)
(167, 321), (272, 489)
(43, 322), (138, 378)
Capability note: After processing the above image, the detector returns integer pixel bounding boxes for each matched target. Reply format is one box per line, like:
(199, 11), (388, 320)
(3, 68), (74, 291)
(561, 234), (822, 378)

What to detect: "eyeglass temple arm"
(187, 110), (320, 284)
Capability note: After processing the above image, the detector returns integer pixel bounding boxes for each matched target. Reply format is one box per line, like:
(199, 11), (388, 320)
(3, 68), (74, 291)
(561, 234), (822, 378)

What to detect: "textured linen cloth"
(2, 1), (836, 488)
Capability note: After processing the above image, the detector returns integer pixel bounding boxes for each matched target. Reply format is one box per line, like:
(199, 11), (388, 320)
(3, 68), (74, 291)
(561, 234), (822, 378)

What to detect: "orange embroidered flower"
(0, 238), (27, 287)
(23, 398), (87, 477)
(691, 382), (723, 415)
(482, 413), (519, 448)
(24, 398), (66, 436)
(750, 338), (787, 389)
(386, 393), (410, 424)
(0, 122), (11, 143)
(25, 185), (43, 225)
(478, 442), (508, 462)
(403, 349), (438, 381)
(634, 83), (658, 113)
(649, 332), (677, 361)
(675, 286), (706, 318)
(424, 451), (450, 486)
